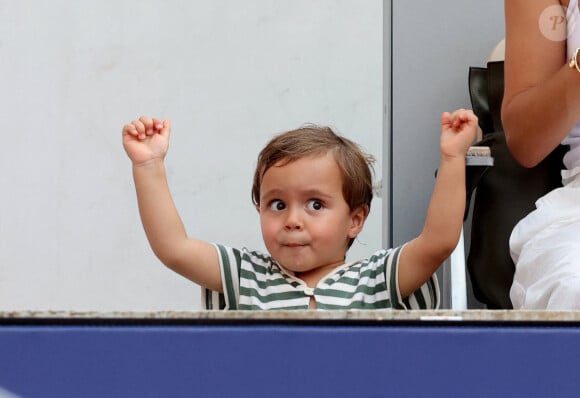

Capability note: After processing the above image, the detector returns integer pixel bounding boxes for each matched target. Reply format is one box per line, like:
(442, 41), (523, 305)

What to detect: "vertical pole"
(382, 0), (393, 248)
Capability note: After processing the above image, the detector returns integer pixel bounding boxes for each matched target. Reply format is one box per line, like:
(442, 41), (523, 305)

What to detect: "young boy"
(122, 109), (477, 310)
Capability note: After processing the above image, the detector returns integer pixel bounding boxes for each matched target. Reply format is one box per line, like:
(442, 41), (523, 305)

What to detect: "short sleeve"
(385, 246), (440, 309)
(201, 244), (241, 310)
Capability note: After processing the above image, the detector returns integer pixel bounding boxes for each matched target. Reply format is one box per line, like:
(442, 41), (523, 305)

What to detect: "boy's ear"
(255, 204), (261, 214)
(348, 205), (369, 239)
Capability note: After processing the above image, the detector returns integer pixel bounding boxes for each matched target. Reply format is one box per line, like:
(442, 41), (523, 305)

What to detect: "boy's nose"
(284, 208), (303, 230)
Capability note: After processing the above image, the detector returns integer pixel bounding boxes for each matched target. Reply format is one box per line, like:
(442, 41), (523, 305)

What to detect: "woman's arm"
(502, 0), (580, 167)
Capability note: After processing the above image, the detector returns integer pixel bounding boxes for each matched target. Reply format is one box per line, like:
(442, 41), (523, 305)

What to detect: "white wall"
(0, 1), (383, 311)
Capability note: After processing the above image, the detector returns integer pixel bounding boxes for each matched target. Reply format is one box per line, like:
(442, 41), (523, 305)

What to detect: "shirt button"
(304, 287), (314, 296)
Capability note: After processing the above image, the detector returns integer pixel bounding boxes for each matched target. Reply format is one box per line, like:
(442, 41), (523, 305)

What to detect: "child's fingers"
(137, 116), (156, 137)
(447, 109), (477, 130)
(450, 110), (465, 127)
(441, 112), (453, 129)
(138, 116), (154, 128)
(451, 109), (476, 123)
(122, 123), (138, 137)
(123, 116), (166, 140)
(161, 119), (171, 135)
(131, 119), (147, 139)
(140, 116), (166, 137)
(152, 118), (164, 131)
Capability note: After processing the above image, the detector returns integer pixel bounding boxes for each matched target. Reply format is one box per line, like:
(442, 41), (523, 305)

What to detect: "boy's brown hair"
(252, 124), (375, 213)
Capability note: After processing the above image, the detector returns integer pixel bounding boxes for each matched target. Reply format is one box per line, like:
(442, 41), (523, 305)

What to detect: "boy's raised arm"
(397, 109), (478, 298)
(123, 117), (223, 292)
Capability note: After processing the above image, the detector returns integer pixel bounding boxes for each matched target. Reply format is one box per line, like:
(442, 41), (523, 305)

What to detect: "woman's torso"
(563, 0), (580, 169)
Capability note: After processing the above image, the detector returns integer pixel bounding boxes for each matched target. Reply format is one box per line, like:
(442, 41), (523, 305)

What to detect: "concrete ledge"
(1, 309), (580, 322)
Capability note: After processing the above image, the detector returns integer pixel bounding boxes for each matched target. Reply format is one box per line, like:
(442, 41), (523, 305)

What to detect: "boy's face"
(257, 152), (366, 276)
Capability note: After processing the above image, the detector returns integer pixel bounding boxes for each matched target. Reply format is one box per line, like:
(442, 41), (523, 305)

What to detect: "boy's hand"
(440, 109), (478, 159)
(122, 116), (171, 166)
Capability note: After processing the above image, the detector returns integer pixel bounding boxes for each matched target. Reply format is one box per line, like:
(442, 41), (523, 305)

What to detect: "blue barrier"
(1, 313), (579, 397)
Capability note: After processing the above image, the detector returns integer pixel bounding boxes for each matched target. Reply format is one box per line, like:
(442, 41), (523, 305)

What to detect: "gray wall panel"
(391, 1), (505, 307)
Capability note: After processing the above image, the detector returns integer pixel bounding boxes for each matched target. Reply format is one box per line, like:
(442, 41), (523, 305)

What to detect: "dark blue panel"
(0, 325), (579, 398)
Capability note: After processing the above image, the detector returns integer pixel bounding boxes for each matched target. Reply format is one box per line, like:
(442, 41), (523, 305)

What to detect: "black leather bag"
(466, 61), (567, 309)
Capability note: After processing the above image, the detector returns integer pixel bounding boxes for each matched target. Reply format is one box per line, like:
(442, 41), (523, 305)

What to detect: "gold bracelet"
(569, 47), (580, 73)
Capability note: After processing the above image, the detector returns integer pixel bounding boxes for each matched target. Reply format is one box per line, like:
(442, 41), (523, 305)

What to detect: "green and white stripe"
(204, 244), (439, 310)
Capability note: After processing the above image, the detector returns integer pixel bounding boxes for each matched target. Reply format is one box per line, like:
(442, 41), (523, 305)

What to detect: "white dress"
(509, 0), (580, 309)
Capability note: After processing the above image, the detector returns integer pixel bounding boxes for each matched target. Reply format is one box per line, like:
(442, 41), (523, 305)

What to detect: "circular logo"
(539, 5), (567, 42)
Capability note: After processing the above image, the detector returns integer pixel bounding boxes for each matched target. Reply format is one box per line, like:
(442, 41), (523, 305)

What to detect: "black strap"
(486, 61), (504, 133)
(468, 66), (494, 134)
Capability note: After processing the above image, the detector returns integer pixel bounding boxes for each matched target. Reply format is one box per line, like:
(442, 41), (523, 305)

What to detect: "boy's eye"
(269, 200), (286, 211)
(306, 199), (323, 211)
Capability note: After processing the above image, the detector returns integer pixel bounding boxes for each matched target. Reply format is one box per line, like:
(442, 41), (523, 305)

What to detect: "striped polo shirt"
(202, 244), (439, 310)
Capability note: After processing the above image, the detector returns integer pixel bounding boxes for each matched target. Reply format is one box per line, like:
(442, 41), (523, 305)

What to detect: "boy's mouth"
(283, 242), (307, 248)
